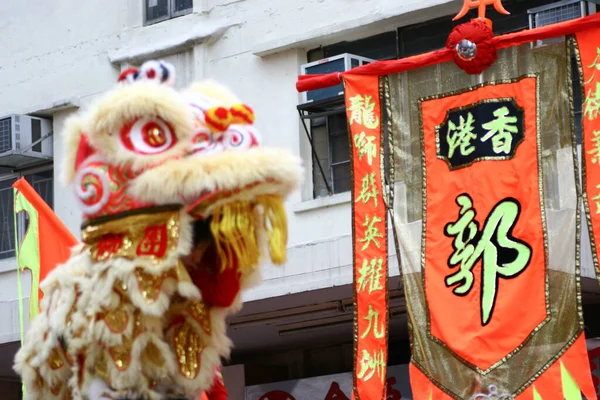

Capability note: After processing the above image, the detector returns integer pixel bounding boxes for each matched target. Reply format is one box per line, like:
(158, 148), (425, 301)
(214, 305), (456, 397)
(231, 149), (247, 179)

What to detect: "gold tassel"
(209, 196), (289, 272)
(210, 202), (260, 273)
(257, 195), (288, 265)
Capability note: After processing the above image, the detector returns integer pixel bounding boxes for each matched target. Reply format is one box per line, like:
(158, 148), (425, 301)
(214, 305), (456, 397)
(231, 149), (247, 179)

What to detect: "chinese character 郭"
(354, 132), (377, 166)
(445, 194), (532, 326)
(361, 304), (385, 339)
(357, 258), (384, 294)
(584, 82), (600, 121)
(446, 112), (477, 159)
(356, 172), (379, 207)
(454, 0), (509, 21)
(480, 106), (519, 155)
(588, 131), (600, 164)
(358, 215), (383, 251)
(347, 94), (380, 129)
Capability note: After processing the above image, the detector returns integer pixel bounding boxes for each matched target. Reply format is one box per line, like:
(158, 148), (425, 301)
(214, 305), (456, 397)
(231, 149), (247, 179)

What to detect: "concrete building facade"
(0, 0), (599, 399)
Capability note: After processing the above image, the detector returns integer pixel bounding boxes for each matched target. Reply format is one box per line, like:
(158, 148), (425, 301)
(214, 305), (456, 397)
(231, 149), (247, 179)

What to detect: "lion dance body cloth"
(13, 60), (302, 400)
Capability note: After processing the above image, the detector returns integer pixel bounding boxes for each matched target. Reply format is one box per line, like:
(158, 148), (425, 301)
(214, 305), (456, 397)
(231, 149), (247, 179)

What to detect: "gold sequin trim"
(187, 301), (212, 335)
(95, 352), (110, 383)
(174, 322), (203, 380)
(100, 308), (129, 334)
(108, 336), (133, 371)
(134, 268), (178, 305)
(48, 347), (65, 370)
(142, 341), (166, 369)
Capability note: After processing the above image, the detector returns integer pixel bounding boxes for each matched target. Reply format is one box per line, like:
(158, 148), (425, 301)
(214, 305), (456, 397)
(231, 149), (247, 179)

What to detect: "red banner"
(421, 77), (546, 370)
(344, 74), (388, 400)
(578, 27), (600, 286)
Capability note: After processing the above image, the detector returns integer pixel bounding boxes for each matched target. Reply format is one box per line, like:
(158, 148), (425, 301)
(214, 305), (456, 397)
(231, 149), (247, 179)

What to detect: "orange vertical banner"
(344, 74), (388, 400)
(578, 27), (600, 287)
(421, 77), (546, 372)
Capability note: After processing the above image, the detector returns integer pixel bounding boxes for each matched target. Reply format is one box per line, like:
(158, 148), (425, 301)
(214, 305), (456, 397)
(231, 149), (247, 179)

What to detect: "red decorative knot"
(446, 19), (498, 75)
(146, 69), (156, 79)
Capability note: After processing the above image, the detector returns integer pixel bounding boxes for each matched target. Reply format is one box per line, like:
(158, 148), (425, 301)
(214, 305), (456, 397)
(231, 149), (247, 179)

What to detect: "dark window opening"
(31, 119), (42, 153)
(0, 169), (54, 260)
(311, 113), (351, 198)
(144, 0), (192, 25)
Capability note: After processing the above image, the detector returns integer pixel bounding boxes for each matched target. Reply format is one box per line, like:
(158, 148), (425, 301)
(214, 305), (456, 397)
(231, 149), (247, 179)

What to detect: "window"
(311, 113), (351, 197)
(0, 168), (53, 260)
(144, 0), (193, 25)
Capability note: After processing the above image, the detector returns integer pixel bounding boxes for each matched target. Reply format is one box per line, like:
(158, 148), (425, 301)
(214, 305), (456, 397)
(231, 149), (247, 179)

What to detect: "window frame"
(143, 0), (193, 26)
(308, 107), (352, 198)
(0, 164), (54, 261)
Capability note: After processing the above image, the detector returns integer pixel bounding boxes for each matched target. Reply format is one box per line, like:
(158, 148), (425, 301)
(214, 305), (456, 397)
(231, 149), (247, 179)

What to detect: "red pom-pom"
(447, 19), (497, 75)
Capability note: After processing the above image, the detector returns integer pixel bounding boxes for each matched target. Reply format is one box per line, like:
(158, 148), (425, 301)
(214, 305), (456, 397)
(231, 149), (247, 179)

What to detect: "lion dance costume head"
(14, 60), (302, 400)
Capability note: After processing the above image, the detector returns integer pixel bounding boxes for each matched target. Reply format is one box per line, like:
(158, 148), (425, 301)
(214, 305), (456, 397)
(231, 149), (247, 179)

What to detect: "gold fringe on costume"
(210, 195), (288, 272)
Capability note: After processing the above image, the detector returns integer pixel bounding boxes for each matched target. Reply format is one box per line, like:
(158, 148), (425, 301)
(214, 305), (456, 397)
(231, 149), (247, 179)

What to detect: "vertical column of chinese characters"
(584, 48), (600, 210)
(344, 75), (388, 400)
(579, 34), (600, 284)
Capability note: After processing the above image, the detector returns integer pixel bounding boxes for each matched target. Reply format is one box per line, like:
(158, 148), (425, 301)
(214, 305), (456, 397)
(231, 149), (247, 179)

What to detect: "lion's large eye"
(120, 118), (176, 154)
(221, 125), (260, 150)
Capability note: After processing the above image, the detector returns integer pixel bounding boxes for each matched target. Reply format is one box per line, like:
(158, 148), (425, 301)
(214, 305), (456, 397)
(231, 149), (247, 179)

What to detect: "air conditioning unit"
(300, 53), (375, 105)
(528, 0), (590, 47)
(0, 115), (53, 168)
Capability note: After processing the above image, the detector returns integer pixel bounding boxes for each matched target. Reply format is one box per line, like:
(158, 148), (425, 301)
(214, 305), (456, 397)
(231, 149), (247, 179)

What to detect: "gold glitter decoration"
(174, 322), (203, 380)
(82, 209), (180, 262)
(108, 336), (133, 371)
(142, 341), (166, 368)
(101, 308), (129, 334)
(133, 311), (143, 337)
(48, 347), (64, 370)
(187, 301), (212, 334)
(134, 268), (177, 305)
(94, 352), (110, 383)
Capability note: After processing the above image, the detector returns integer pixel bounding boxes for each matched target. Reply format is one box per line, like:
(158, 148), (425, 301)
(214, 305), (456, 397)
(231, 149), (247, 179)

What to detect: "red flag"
(13, 177), (79, 309)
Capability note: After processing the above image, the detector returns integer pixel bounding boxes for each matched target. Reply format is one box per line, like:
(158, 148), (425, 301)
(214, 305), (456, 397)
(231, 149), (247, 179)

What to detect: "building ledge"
(109, 18), (238, 65)
(29, 97), (81, 118)
(251, 0), (455, 57)
(293, 192), (351, 213)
